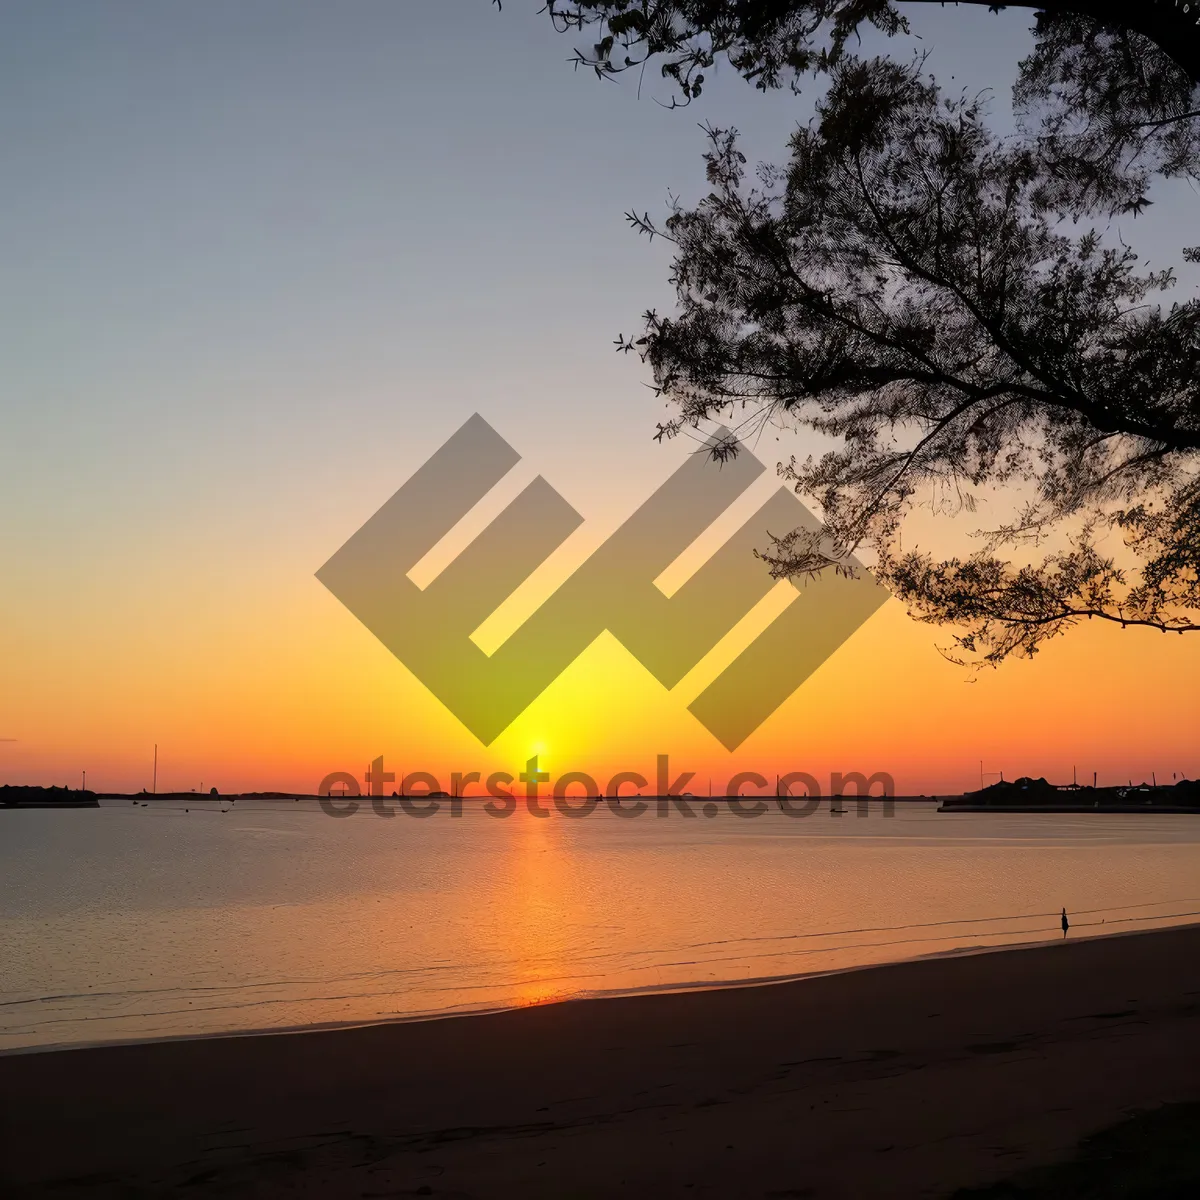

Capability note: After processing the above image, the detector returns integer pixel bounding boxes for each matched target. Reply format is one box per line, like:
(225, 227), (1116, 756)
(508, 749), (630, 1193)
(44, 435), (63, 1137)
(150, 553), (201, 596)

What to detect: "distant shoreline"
(939, 803), (1200, 814)
(3, 785), (1199, 812)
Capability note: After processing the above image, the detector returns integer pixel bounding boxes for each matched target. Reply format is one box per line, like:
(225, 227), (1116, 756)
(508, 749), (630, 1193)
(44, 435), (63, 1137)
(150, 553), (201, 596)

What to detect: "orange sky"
(4, 521), (1197, 797)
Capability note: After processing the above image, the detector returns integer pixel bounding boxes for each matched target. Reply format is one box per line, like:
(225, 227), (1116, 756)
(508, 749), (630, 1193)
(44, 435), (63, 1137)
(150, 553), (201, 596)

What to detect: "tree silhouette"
(542, 3), (1200, 661)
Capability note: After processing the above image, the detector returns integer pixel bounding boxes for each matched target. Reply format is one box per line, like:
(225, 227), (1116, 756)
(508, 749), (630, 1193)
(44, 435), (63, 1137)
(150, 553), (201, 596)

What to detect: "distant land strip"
(1, 779), (1198, 811)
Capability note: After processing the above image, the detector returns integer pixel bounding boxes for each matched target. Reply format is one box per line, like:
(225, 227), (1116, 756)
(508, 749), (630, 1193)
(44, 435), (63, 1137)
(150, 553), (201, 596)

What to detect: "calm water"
(3, 799), (1199, 1053)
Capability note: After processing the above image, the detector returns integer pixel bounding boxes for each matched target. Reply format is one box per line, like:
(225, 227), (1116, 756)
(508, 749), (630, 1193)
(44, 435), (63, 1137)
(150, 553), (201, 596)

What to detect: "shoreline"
(3, 923), (1199, 1197)
(5, 792), (1199, 815)
(939, 803), (1200, 813)
(5, 919), (1199, 1062)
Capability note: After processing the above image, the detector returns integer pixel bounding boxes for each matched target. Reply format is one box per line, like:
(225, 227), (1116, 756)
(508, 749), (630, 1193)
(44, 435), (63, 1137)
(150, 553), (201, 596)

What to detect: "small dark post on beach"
(1062, 908), (1070, 938)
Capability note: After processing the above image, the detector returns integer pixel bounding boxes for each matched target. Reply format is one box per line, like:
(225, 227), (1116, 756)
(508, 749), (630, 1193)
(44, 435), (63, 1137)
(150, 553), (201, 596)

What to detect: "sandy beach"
(2, 924), (1199, 1198)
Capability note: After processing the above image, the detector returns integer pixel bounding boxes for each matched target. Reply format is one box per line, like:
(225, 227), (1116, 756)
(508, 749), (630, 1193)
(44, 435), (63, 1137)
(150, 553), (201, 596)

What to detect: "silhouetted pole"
(153, 744), (157, 795)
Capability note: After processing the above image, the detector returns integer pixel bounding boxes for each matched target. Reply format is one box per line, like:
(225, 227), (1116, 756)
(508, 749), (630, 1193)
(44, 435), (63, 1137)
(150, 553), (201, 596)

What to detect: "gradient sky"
(2, 1), (1197, 796)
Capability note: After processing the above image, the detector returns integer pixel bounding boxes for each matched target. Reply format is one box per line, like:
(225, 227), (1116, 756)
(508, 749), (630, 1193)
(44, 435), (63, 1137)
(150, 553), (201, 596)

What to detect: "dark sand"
(3, 926), (1200, 1198)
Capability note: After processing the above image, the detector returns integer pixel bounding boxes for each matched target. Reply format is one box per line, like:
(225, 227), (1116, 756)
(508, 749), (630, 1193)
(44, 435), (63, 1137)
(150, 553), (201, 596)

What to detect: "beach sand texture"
(2, 924), (1199, 1198)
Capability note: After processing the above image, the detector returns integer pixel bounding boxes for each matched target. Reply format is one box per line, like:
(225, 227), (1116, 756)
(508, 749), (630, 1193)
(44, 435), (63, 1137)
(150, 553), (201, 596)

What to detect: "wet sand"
(2, 925), (1199, 1198)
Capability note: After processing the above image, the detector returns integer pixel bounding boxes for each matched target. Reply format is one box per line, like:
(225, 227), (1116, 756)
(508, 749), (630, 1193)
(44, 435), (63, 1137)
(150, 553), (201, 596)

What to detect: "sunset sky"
(2, 1), (1198, 797)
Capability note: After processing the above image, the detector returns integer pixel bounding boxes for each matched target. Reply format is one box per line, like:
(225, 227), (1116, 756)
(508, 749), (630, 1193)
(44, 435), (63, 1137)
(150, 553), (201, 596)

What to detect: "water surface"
(3, 799), (1198, 1052)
